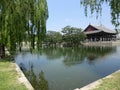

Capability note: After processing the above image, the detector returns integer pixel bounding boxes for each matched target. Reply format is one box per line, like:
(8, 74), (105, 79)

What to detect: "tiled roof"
(84, 24), (117, 34)
(92, 25), (116, 33)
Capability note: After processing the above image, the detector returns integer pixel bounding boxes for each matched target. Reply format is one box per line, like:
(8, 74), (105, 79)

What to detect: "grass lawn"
(94, 70), (120, 90)
(0, 60), (27, 90)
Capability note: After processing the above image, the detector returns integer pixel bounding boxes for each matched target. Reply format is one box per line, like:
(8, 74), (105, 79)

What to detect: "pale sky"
(46, 0), (115, 32)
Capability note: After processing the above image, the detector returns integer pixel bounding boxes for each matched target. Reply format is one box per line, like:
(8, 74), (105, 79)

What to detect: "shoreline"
(15, 63), (34, 90)
(74, 69), (120, 90)
(82, 40), (120, 46)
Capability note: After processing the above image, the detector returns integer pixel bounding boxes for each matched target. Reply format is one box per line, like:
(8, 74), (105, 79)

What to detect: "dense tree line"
(62, 26), (86, 47)
(0, 0), (119, 58)
(44, 31), (62, 47)
(45, 25), (86, 47)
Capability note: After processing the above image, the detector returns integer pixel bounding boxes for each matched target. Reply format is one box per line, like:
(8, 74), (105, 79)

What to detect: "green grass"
(0, 60), (27, 90)
(94, 71), (120, 90)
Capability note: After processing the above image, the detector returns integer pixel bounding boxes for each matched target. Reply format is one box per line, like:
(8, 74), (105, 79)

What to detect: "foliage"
(44, 31), (62, 47)
(0, 0), (48, 57)
(80, 0), (120, 29)
(62, 25), (86, 47)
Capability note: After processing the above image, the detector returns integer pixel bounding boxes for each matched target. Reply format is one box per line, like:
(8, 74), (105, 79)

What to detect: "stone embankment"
(15, 63), (34, 90)
(82, 40), (120, 46)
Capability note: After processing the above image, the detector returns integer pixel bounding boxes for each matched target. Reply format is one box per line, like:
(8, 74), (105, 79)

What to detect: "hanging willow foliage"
(80, 0), (120, 29)
(0, 0), (48, 55)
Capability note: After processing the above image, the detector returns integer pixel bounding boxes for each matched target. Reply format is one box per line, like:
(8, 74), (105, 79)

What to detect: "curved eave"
(84, 30), (102, 35)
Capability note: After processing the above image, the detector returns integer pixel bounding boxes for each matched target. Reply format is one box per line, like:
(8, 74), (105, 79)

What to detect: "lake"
(15, 46), (120, 90)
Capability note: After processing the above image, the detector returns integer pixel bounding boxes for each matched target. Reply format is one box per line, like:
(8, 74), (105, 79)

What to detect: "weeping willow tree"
(0, 0), (48, 58)
(80, 0), (120, 32)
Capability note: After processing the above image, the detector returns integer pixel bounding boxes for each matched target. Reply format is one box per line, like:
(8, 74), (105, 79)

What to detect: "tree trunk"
(0, 44), (5, 58)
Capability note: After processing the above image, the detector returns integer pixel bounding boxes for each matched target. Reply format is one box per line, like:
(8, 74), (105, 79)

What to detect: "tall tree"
(44, 31), (62, 47)
(62, 25), (86, 47)
(0, 0), (48, 58)
(80, 0), (120, 32)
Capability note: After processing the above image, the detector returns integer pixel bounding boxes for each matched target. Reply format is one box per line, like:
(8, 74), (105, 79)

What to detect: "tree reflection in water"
(63, 48), (85, 66)
(24, 64), (48, 90)
(17, 46), (117, 90)
(85, 46), (116, 60)
(42, 47), (64, 60)
(63, 46), (116, 66)
(43, 46), (116, 66)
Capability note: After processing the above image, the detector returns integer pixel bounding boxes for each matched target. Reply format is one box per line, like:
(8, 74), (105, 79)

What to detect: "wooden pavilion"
(83, 25), (117, 42)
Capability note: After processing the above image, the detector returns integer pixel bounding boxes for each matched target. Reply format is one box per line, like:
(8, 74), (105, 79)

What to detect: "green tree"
(62, 25), (86, 47)
(0, 0), (48, 58)
(80, 0), (120, 32)
(44, 31), (62, 47)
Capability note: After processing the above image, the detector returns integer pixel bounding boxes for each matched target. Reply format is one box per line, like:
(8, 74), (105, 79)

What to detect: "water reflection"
(15, 46), (119, 90)
(42, 46), (116, 66)
(42, 48), (63, 60)
(85, 46), (116, 60)
(63, 48), (85, 66)
(83, 46), (116, 65)
(23, 64), (48, 90)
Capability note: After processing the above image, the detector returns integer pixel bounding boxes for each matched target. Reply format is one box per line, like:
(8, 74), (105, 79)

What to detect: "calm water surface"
(15, 46), (120, 90)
